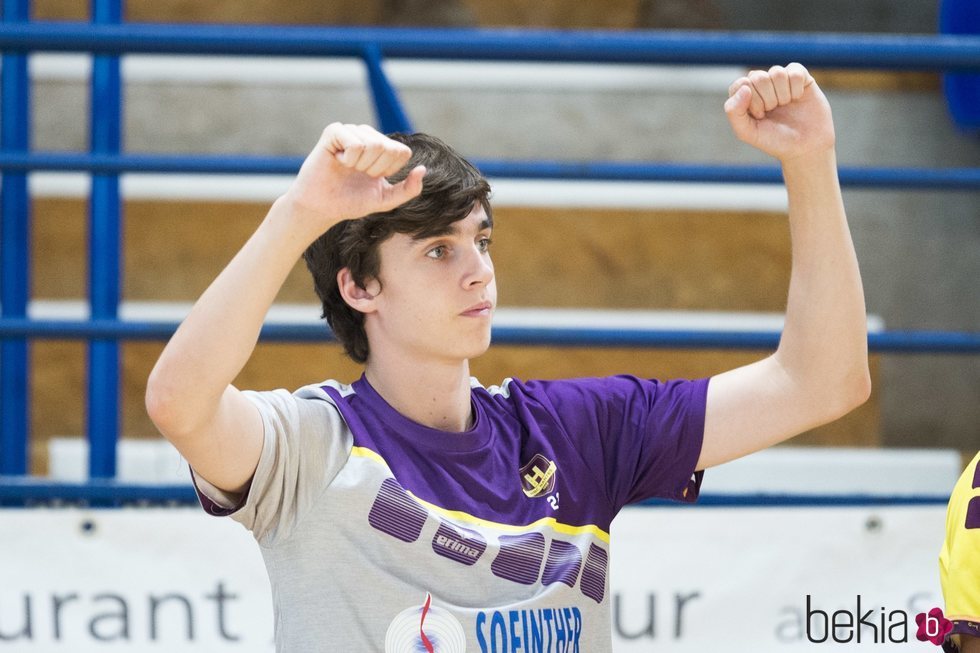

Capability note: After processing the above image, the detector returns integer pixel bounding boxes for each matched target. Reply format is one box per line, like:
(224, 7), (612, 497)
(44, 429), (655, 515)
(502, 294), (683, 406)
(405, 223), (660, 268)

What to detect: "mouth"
(461, 301), (493, 317)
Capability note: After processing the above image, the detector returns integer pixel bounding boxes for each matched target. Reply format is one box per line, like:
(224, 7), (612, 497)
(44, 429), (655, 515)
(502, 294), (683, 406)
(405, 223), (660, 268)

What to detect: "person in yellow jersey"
(940, 450), (980, 653)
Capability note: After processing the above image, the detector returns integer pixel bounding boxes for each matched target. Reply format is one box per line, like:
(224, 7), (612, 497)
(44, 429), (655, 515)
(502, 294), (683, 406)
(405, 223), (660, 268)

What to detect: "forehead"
(409, 204), (493, 241)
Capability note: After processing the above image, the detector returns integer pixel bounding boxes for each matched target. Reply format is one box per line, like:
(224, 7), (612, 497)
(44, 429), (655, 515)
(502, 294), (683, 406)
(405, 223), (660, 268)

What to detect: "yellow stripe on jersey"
(348, 445), (611, 543)
(350, 445), (389, 468)
(940, 450), (980, 635)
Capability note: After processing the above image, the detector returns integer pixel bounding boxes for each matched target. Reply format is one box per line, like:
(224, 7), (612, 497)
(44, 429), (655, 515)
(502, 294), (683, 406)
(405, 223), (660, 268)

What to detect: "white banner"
(609, 505), (947, 652)
(0, 504), (947, 652)
(1, 509), (273, 651)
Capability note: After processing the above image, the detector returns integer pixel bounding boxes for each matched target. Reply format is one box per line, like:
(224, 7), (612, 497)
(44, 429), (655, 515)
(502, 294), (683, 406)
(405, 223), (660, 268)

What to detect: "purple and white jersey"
(191, 374), (708, 652)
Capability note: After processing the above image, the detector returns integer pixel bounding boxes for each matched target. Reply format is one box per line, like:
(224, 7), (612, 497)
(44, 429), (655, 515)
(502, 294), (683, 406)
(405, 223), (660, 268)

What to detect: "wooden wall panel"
(27, 198), (879, 476)
(492, 207), (791, 310)
(33, 0), (382, 25)
(28, 338), (881, 474)
(34, 199), (793, 310)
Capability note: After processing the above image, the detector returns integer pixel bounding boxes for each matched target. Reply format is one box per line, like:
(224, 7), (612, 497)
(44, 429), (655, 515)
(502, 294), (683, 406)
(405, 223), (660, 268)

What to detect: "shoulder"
(947, 451), (980, 525)
(468, 375), (593, 410)
(472, 374), (702, 403)
(948, 452), (980, 505)
(470, 374), (641, 397)
(239, 380), (350, 428)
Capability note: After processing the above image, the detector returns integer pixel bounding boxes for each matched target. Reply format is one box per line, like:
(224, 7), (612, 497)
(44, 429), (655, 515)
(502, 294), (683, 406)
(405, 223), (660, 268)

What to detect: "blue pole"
(1, 318), (979, 354)
(0, 153), (978, 190)
(0, 0), (31, 476)
(87, 0), (121, 479)
(0, 24), (978, 71)
(363, 44), (413, 134)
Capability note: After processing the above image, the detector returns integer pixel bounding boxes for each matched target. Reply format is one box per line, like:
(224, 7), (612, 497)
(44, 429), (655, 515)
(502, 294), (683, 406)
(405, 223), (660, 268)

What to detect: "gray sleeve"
(190, 388), (352, 546)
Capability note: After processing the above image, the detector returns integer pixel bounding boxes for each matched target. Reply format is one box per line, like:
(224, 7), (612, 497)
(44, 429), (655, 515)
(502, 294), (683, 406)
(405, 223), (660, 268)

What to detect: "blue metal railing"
(1, 22), (979, 70)
(0, 318), (977, 354)
(0, 7), (978, 492)
(0, 476), (952, 507)
(1, 152), (979, 189)
(87, 0), (122, 479)
(0, 0), (30, 477)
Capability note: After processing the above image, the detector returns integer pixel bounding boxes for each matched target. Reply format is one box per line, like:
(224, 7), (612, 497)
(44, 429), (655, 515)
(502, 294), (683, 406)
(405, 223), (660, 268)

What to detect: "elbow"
(854, 366), (873, 406)
(145, 365), (194, 441)
(829, 363), (872, 420)
(792, 358), (871, 426)
(778, 349), (872, 423)
(145, 368), (176, 438)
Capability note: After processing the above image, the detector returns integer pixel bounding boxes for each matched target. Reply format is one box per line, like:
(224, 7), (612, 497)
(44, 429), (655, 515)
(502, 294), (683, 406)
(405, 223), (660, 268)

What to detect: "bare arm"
(145, 124), (425, 493)
(697, 64), (871, 470)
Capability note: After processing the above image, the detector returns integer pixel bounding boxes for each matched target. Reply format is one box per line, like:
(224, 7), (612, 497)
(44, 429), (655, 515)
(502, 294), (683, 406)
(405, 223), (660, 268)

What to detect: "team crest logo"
(520, 454), (557, 498)
(385, 593), (466, 653)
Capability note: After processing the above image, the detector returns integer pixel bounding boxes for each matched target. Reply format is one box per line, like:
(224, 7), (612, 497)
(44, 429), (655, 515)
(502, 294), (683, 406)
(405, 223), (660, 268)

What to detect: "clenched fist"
(283, 123), (427, 237)
(725, 63), (836, 163)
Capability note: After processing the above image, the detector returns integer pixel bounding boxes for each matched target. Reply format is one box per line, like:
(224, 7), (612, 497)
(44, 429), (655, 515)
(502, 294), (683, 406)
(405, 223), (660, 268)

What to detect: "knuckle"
(788, 64), (807, 79)
(728, 77), (749, 94)
(768, 65), (787, 79)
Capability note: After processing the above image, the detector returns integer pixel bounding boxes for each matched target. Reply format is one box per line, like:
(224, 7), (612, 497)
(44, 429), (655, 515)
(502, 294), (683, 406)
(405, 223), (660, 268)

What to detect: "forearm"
(961, 635), (980, 653)
(147, 196), (327, 432)
(775, 148), (870, 413)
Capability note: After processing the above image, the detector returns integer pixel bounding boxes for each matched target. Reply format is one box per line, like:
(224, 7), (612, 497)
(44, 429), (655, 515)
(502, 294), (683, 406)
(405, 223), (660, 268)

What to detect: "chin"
(468, 342), (492, 360)
(457, 334), (492, 361)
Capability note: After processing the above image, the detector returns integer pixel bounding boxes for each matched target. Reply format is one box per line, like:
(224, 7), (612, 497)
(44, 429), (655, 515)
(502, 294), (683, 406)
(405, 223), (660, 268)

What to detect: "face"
(362, 204), (496, 364)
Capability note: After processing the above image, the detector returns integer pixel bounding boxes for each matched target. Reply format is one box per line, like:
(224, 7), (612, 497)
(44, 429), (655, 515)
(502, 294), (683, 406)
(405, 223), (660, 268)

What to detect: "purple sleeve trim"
(680, 377), (708, 503)
(951, 619), (980, 638)
(678, 469), (705, 503)
(188, 464), (249, 517)
(944, 619), (980, 653)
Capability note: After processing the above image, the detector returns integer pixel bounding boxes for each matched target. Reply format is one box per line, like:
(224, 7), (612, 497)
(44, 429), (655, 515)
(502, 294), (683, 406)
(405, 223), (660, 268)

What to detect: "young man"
(146, 63), (870, 651)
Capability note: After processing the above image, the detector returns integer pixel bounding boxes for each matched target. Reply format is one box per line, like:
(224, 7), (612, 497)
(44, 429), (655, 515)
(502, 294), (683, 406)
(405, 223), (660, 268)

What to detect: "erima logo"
(520, 454), (557, 498)
(435, 534), (481, 559)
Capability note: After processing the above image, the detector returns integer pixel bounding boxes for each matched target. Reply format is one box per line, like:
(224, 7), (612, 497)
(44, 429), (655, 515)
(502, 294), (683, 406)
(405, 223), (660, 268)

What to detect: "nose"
(462, 243), (494, 288)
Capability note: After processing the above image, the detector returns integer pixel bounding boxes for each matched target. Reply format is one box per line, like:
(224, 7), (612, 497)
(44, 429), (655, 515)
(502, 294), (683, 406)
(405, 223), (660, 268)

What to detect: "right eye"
(426, 245), (447, 259)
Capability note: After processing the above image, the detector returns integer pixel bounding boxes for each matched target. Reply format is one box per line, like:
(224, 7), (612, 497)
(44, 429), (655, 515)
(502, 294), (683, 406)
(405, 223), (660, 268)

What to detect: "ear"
(337, 267), (381, 314)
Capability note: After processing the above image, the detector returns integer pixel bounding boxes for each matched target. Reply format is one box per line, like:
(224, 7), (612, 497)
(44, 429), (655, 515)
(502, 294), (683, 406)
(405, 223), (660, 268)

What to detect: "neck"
(363, 353), (474, 432)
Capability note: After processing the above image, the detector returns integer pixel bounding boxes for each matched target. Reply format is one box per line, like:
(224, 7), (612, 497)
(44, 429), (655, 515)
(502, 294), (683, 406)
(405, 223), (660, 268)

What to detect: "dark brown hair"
(303, 132), (492, 363)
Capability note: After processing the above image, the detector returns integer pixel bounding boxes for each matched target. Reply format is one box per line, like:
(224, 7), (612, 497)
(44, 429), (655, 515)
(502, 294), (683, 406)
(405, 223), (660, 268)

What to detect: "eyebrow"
(412, 217), (493, 241)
